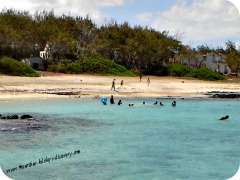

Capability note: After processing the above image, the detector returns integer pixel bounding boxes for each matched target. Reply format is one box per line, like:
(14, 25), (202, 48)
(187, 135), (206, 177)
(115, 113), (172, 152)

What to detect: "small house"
(22, 57), (44, 70)
(199, 53), (231, 74)
(181, 52), (231, 75)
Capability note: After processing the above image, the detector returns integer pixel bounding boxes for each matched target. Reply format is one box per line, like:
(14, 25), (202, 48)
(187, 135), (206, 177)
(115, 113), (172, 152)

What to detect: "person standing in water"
(110, 95), (115, 104)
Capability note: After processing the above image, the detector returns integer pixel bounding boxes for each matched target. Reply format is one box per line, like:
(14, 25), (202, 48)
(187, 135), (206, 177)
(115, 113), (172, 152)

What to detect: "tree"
(225, 40), (240, 76)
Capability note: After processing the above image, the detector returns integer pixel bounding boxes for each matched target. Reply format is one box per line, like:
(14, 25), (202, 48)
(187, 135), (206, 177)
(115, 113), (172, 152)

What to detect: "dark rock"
(7, 115), (19, 119)
(211, 93), (240, 99)
(20, 115), (33, 119)
(1, 115), (19, 119)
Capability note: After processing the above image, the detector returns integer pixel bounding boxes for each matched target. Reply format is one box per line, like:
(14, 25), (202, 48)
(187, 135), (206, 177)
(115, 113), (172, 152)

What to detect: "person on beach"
(147, 78), (150, 86)
(118, 100), (122, 105)
(172, 101), (176, 107)
(111, 79), (116, 90)
(120, 80), (123, 87)
(140, 73), (142, 82)
(110, 95), (115, 104)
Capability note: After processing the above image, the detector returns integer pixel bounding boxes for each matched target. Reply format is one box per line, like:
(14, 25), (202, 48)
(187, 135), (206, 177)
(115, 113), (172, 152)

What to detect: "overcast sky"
(1, 0), (240, 48)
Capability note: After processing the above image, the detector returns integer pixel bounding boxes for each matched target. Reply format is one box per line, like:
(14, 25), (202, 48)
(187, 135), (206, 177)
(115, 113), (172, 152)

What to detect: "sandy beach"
(0, 72), (240, 100)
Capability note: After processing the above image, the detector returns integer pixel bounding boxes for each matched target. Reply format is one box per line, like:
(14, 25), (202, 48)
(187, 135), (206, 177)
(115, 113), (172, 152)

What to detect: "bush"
(166, 64), (225, 80)
(0, 57), (40, 77)
(66, 60), (84, 74)
(166, 64), (192, 76)
(187, 67), (226, 80)
(47, 56), (135, 76)
(48, 63), (67, 73)
(85, 55), (136, 76)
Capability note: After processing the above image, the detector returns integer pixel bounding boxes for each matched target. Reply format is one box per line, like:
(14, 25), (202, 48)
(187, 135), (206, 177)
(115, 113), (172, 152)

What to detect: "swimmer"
(219, 115), (229, 120)
(129, 103), (134, 106)
(160, 102), (164, 106)
(172, 101), (176, 107)
(110, 95), (115, 104)
(143, 102), (146, 105)
(154, 101), (158, 105)
(118, 100), (122, 105)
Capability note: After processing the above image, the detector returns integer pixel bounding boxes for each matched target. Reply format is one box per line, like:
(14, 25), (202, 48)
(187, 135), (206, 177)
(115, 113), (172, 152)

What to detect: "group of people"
(144, 101), (176, 106)
(105, 95), (177, 107)
(105, 95), (229, 120)
(110, 76), (151, 91)
(110, 95), (122, 105)
(111, 79), (123, 91)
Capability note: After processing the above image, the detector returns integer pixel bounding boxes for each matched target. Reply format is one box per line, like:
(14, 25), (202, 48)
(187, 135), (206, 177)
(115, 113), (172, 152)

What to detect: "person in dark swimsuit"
(219, 115), (229, 120)
(118, 100), (122, 105)
(110, 95), (115, 104)
(172, 101), (176, 107)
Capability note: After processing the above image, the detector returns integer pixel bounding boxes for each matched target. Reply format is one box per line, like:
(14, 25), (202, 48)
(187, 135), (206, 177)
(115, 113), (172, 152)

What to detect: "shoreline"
(1, 73), (240, 100)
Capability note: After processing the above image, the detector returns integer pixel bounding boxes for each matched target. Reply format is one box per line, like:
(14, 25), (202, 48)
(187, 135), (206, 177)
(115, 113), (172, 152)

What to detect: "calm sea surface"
(0, 97), (239, 180)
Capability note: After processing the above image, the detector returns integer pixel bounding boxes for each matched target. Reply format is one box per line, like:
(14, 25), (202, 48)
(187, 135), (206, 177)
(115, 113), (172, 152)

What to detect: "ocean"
(0, 97), (239, 180)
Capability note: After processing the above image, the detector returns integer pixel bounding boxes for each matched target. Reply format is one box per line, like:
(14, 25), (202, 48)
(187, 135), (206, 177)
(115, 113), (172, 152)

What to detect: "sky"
(1, 0), (240, 49)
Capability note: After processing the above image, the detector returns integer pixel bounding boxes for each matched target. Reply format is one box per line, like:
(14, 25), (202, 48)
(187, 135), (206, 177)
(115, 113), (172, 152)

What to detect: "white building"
(22, 43), (51, 70)
(182, 52), (231, 74)
(199, 53), (231, 74)
(40, 43), (51, 59)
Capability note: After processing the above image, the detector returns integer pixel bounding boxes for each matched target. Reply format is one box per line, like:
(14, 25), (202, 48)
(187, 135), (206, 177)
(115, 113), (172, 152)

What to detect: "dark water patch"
(0, 113), (52, 133)
(0, 113), (108, 134)
(57, 117), (104, 127)
(46, 114), (109, 133)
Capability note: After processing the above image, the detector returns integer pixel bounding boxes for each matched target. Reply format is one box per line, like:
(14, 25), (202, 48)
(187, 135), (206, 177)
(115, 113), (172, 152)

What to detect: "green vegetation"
(0, 57), (40, 77)
(166, 64), (225, 80)
(166, 64), (192, 77)
(187, 67), (226, 80)
(86, 56), (135, 76)
(0, 9), (238, 79)
(48, 55), (136, 76)
(0, 9), (183, 74)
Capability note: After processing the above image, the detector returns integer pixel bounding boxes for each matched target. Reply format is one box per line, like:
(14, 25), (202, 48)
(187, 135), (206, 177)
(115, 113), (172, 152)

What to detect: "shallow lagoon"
(0, 97), (239, 180)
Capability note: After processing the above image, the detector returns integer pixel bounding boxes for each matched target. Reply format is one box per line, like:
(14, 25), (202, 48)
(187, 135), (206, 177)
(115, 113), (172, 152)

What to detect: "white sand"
(0, 72), (239, 100)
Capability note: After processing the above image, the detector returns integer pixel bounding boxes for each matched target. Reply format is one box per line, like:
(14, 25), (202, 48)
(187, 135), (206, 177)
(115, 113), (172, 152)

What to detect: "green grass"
(0, 57), (40, 77)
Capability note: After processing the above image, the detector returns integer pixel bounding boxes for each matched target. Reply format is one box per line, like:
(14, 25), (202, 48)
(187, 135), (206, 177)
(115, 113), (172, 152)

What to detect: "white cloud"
(0, 0), (124, 23)
(137, 0), (240, 46)
(135, 12), (152, 23)
(96, 0), (124, 7)
(236, 41), (240, 49)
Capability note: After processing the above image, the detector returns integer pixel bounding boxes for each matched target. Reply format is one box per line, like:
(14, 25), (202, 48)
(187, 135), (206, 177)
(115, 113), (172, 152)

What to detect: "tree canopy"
(0, 9), (239, 77)
(0, 9), (184, 74)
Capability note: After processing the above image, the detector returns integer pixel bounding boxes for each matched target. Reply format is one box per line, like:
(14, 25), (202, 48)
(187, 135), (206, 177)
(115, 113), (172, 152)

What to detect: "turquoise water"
(0, 97), (239, 180)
